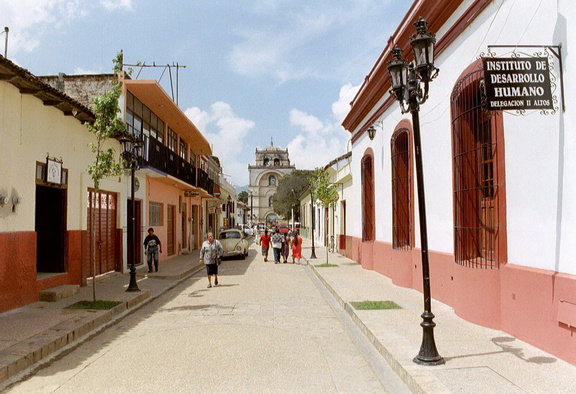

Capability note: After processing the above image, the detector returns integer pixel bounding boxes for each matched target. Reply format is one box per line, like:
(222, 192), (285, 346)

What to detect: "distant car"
(219, 229), (249, 259)
(243, 225), (253, 236)
(278, 224), (290, 234)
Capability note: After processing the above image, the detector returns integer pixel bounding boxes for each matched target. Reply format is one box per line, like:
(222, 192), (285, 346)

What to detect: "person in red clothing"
(291, 230), (303, 264)
(259, 228), (271, 262)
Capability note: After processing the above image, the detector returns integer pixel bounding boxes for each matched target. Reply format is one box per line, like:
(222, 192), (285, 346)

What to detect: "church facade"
(248, 141), (295, 226)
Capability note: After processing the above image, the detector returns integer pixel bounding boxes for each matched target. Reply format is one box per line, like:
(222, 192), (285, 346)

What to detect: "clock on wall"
(46, 158), (62, 184)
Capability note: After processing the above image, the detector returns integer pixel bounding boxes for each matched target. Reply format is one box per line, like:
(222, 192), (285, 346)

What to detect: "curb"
(305, 256), (445, 394)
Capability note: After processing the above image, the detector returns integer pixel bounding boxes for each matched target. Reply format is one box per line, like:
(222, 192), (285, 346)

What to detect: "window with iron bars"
(391, 128), (412, 251)
(361, 152), (375, 242)
(451, 63), (506, 269)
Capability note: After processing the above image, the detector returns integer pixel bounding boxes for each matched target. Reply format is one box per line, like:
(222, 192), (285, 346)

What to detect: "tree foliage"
(85, 51), (126, 302)
(238, 191), (248, 204)
(309, 167), (339, 209)
(86, 51), (125, 190)
(272, 169), (313, 220)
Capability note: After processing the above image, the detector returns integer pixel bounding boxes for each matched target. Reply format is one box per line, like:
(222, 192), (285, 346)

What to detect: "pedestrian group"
(259, 227), (302, 265)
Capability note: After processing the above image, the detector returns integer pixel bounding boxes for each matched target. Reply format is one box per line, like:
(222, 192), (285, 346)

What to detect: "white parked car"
(219, 229), (249, 259)
(243, 225), (253, 236)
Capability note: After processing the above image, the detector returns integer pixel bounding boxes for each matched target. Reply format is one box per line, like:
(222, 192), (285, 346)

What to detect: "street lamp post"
(227, 195), (232, 229)
(119, 132), (143, 293)
(249, 192), (253, 226)
(310, 189), (317, 259)
(386, 17), (444, 366)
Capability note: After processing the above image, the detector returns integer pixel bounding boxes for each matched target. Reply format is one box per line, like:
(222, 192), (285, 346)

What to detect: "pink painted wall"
(501, 264), (576, 365)
(389, 248), (413, 288)
(344, 235), (576, 365)
(147, 179), (182, 261)
(360, 241), (374, 270)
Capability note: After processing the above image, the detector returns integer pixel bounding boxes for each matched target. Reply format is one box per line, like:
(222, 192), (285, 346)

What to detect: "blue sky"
(1, 0), (410, 186)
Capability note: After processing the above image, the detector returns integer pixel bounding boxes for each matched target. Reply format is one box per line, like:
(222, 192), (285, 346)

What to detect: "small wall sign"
(483, 57), (554, 111)
(46, 158), (63, 184)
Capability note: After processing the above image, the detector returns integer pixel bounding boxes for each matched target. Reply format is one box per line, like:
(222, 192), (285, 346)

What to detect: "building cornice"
(345, 0), (493, 141)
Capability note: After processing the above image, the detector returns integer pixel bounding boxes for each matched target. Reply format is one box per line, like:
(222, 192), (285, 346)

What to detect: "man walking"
(143, 227), (162, 273)
(199, 232), (223, 288)
(270, 229), (284, 264)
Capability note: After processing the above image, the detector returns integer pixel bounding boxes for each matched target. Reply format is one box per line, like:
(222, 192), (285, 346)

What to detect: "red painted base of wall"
(344, 235), (576, 365)
(0, 230), (85, 313)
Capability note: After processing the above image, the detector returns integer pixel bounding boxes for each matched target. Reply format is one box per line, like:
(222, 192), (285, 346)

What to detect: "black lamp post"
(119, 132), (143, 293)
(227, 195), (232, 228)
(386, 17), (444, 366)
(250, 192), (253, 225)
(310, 189), (317, 259)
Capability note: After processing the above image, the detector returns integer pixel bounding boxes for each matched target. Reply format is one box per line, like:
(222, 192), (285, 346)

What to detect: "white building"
(247, 141), (295, 226)
(343, 0), (576, 364)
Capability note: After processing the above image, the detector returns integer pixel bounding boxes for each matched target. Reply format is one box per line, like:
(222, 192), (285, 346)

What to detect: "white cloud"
(73, 67), (102, 75)
(332, 83), (360, 123)
(288, 84), (360, 170)
(0, 0), (129, 56)
(227, 1), (382, 83)
(289, 109), (325, 135)
(99, 0), (133, 11)
(286, 83), (358, 170)
(185, 102), (255, 186)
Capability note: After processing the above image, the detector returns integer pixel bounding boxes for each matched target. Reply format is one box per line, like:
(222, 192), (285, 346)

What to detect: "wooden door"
(181, 202), (187, 249)
(167, 204), (175, 255)
(87, 190), (117, 276)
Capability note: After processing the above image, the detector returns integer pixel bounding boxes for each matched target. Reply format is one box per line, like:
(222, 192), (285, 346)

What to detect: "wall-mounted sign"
(184, 190), (199, 197)
(483, 57), (554, 111)
(46, 158), (62, 184)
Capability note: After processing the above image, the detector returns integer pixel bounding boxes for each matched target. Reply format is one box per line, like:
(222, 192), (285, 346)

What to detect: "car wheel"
(240, 251), (246, 260)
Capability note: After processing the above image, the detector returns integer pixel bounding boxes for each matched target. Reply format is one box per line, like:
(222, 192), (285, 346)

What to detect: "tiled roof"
(0, 55), (95, 123)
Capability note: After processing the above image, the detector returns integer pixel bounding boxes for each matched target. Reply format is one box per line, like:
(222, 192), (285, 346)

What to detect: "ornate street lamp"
(119, 132), (143, 293)
(310, 188), (317, 259)
(387, 17), (444, 366)
(249, 192), (253, 226)
(367, 125), (377, 140)
(227, 195), (232, 228)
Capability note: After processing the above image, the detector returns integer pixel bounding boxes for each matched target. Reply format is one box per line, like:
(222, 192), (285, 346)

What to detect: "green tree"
(238, 190), (248, 204)
(272, 170), (313, 220)
(86, 52), (125, 302)
(309, 167), (339, 263)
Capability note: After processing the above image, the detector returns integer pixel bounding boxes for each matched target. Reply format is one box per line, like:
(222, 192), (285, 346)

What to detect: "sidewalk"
(0, 251), (202, 389)
(300, 239), (576, 393)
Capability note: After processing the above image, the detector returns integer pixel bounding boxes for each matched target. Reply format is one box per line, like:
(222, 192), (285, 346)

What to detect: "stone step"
(39, 285), (80, 302)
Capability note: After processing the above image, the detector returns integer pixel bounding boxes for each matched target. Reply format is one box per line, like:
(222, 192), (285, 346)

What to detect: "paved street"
(6, 243), (408, 393)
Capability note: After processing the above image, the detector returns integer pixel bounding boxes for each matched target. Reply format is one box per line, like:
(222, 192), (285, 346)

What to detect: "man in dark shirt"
(143, 227), (162, 273)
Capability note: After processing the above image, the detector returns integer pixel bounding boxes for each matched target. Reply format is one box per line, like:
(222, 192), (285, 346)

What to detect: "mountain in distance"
(235, 185), (249, 194)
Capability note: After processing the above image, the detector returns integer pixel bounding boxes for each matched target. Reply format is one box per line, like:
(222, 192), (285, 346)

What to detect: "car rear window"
(220, 231), (241, 239)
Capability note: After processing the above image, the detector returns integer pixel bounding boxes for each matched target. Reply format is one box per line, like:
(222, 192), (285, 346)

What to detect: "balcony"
(140, 136), (214, 195)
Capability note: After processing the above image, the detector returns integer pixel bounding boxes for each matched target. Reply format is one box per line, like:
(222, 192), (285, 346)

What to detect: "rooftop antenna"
(123, 61), (186, 105)
(3, 27), (8, 58)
